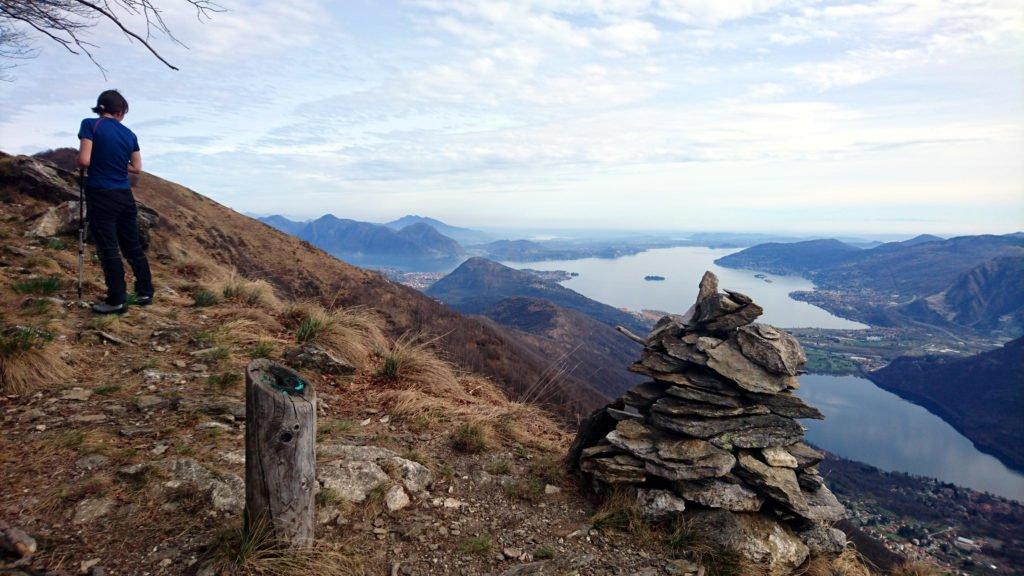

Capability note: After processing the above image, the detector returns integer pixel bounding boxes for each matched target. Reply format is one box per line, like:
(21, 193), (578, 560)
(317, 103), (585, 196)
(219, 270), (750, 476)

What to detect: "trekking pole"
(77, 168), (87, 301)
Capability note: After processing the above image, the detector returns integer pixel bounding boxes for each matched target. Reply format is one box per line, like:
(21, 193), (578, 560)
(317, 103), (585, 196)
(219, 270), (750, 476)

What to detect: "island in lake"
(644, 275), (665, 281)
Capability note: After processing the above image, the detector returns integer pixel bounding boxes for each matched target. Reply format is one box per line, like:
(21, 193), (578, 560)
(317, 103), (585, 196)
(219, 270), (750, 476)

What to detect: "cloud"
(0, 0), (1020, 234)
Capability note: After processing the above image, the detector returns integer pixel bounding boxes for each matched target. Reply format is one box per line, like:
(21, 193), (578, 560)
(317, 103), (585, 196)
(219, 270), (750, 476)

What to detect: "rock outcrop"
(568, 271), (845, 574)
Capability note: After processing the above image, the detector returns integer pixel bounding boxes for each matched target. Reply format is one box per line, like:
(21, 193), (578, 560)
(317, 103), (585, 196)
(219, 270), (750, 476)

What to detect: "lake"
(507, 246), (866, 329)
(801, 374), (1024, 501)
(508, 246), (1024, 501)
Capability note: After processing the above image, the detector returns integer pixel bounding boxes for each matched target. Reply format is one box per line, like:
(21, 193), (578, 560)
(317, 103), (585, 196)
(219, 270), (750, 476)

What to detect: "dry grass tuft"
(0, 326), (70, 394)
(284, 301), (384, 368)
(450, 421), (490, 453)
(216, 274), (282, 311)
(204, 516), (366, 576)
(590, 488), (651, 540)
(376, 332), (457, 389)
(665, 514), (766, 576)
(799, 547), (871, 576)
(890, 562), (944, 576)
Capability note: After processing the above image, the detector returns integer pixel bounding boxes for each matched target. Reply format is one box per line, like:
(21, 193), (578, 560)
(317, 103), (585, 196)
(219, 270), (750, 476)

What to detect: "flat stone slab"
(652, 397), (769, 418)
(650, 411), (800, 441)
(675, 478), (764, 512)
(703, 337), (798, 394)
(735, 452), (808, 514)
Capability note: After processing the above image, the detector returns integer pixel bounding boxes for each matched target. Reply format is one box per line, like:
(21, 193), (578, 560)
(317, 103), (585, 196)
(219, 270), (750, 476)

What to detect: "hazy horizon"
(253, 210), (1023, 241)
(1, 1), (1022, 235)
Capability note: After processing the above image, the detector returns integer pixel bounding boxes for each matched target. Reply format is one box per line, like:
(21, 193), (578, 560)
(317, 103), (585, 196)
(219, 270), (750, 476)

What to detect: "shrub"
(46, 238), (67, 250)
(450, 422), (489, 454)
(12, 276), (61, 296)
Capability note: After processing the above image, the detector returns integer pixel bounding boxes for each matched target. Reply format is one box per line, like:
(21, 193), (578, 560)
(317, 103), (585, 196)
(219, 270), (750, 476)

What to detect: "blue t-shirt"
(78, 117), (140, 190)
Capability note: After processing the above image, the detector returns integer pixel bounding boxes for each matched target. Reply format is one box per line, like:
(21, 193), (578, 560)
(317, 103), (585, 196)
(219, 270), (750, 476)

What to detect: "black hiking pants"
(86, 188), (153, 305)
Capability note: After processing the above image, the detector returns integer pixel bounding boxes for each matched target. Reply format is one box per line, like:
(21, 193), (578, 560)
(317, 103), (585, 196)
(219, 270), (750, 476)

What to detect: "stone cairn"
(568, 271), (847, 572)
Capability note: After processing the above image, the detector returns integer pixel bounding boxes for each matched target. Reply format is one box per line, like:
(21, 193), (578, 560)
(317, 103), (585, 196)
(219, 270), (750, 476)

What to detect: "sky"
(1, 0), (1022, 236)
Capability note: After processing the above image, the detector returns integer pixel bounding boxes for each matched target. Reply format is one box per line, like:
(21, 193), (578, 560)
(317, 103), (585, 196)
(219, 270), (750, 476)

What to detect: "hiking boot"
(91, 302), (127, 315)
(135, 294), (154, 306)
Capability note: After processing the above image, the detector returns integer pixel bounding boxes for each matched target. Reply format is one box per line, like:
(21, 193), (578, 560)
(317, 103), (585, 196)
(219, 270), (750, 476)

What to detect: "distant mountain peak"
(384, 215), (493, 245)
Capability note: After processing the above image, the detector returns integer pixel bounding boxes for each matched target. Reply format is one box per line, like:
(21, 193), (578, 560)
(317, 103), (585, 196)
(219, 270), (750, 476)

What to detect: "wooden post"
(245, 359), (316, 548)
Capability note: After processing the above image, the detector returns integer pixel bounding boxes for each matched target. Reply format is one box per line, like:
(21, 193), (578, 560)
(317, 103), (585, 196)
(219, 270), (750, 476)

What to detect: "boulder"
(0, 155), (79, 204)
(635, 489), (686, 523)
(384, 484), (410, 512)
(26, 201), (80, 238)
(320, 443), (432, 494)
(155, 458), (244, 514)
(675, 478), (763, 512)
(687, 509), (809, 576)
(798, 523), (847, 556)
(72, 497), (115, 524)
(736, 324), (806, 376)
(0, 522), (37, 559)
(318, 459), (390, 503)
(283, 345), (355, 375)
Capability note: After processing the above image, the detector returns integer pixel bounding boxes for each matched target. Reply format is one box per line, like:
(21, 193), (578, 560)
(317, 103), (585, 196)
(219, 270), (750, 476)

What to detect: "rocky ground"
(0, 192), (727, 576)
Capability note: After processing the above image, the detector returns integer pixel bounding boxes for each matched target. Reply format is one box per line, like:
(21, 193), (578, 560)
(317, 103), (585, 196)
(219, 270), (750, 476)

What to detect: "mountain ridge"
(260, 214), (465, 269)
(867, 337), (1024, 471)
(385, 214), (492, 245)
(426, 257), (649, 336)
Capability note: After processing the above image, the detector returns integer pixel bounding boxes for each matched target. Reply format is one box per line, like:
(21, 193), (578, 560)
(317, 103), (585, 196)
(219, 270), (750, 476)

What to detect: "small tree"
(0, 0), (221, 74)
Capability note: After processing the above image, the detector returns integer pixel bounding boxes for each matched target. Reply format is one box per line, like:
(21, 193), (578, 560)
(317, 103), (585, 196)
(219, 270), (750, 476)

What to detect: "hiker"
(76, 89), (153, 314)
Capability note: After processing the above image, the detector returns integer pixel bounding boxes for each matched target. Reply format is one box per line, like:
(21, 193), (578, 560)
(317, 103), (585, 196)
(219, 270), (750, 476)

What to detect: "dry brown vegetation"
(283, 301), (385, 369)
(204, 516), (365, 576)
(889, 562), (945, 576)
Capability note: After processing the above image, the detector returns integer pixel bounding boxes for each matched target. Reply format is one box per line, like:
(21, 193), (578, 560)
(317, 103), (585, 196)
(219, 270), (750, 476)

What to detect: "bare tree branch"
(0, 0), (222, 75)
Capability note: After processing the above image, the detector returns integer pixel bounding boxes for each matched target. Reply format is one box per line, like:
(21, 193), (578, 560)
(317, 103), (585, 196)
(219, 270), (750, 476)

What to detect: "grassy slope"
(130, 170), (607, 416)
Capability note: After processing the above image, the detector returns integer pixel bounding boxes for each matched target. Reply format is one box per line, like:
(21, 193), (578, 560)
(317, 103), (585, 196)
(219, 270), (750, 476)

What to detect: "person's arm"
(77, 138), (92, 168)
(128, 150), (142, 174)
